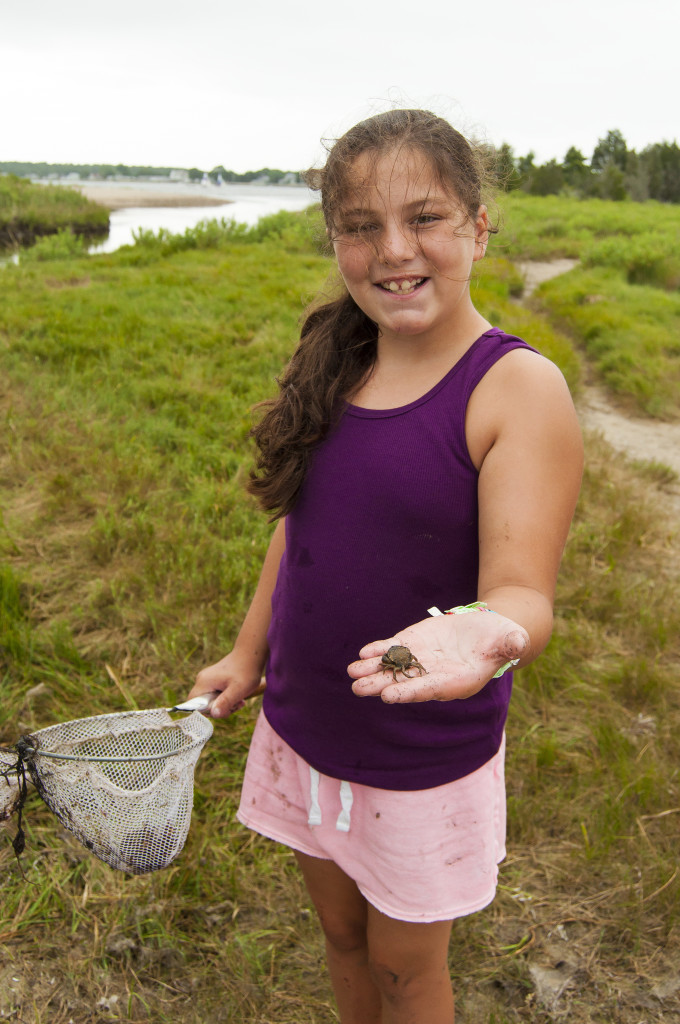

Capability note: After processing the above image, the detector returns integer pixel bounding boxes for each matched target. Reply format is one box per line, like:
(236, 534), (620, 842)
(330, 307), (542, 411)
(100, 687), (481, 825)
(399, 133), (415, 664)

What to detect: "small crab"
(380, 645), (427, 682)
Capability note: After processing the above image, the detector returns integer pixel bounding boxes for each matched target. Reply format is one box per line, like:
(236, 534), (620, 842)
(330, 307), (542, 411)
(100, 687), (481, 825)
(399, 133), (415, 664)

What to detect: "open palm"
(347, 610), (529, 703)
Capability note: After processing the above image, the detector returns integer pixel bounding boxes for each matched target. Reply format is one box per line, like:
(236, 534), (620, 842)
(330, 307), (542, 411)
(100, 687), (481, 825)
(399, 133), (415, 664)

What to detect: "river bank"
(64, 179), (313, 212)
(69, 183), (233, 210)
(84, 181), (317, 253)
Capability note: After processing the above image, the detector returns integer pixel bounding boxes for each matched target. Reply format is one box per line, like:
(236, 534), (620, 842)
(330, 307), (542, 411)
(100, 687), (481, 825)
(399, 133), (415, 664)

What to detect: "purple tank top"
(262, 328), (536, 790)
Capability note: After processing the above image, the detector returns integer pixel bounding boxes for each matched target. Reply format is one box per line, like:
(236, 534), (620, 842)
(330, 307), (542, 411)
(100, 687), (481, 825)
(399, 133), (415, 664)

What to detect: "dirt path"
(519, 260), (680, 514)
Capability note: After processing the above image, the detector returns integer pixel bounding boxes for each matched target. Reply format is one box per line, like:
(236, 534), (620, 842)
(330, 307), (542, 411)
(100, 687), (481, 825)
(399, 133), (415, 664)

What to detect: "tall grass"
(1, 209), (679, 1022)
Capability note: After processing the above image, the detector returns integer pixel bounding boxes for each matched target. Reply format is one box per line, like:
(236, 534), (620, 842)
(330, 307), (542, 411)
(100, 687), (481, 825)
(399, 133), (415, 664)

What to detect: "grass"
(530, 266), (680, 417)
(1, 207), (679, 1022)
(494, 192), (680, 266)
(0, 175), (110, 249)
(494, 194), (680, 418)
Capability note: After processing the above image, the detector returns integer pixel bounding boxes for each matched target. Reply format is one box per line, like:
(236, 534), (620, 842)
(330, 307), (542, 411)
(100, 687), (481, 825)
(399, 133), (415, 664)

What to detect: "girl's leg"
(366, 905), (455, 1024)
(294, 851), (382, 1024)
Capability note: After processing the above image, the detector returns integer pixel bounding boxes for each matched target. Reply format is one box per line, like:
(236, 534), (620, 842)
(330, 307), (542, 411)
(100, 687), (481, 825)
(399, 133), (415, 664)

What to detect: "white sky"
(2, 0), (677, 172)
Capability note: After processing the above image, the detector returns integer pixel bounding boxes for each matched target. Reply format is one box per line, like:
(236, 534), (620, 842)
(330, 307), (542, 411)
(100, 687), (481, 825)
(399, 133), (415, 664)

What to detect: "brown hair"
(248, 109), (491, 519)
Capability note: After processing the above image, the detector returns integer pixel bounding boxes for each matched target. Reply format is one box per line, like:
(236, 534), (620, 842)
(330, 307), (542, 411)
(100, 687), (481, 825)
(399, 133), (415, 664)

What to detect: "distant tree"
(188, 167), (203, 182)
(562, 146), (590, 189)
(514, 151), (535, 192)
(517, 151), (535, 177)
(641, 141), (680, 203)
(623, 151), (650, 202)
(526, 159), (565, 196)
(591, 163), (628, 200)
(591, 129), (628, 172)
(493, 143), (521, 190)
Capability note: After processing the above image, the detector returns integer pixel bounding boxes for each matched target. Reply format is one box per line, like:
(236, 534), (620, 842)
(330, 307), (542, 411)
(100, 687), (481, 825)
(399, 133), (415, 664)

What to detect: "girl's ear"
(472, 205), (489, 262)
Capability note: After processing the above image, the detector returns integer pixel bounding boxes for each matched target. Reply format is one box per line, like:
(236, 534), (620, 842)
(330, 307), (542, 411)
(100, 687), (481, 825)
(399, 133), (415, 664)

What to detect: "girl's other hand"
(188, 651), (264, 718)
(347, 610), (529, 703)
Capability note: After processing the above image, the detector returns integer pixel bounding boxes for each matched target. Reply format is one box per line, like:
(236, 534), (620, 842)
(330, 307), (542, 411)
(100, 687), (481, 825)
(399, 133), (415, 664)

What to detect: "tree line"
(0, 161), (302, 185)
(3, 131), (680, 202)
(492, 129), (680, 202)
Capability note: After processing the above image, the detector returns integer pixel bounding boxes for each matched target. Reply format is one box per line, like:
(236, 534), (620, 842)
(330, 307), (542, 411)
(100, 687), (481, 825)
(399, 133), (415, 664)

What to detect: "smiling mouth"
(377, 277), (426, 295)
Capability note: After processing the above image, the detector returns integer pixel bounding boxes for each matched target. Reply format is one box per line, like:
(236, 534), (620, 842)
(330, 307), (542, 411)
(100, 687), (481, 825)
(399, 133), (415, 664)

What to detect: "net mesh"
(19, 708), (213, 874)
(1, 750), (22, 821)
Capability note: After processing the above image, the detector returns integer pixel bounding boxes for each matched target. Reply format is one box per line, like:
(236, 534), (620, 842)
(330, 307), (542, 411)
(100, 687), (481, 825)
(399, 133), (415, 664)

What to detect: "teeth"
(382, 278), (423, 293)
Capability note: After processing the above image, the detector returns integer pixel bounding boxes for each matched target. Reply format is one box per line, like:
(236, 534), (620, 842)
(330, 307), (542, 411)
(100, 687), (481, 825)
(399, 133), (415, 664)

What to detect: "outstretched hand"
(347, 609), (529, 703)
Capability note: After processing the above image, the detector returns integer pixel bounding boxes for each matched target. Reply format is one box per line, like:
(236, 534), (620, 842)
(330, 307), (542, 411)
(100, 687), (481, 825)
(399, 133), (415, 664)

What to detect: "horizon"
(3, 0), (678, 173)
(5, 128), (679, 180)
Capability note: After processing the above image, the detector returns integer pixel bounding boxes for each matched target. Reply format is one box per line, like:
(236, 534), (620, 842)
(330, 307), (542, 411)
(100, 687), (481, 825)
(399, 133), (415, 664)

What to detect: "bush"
(20, 228), (87, 262)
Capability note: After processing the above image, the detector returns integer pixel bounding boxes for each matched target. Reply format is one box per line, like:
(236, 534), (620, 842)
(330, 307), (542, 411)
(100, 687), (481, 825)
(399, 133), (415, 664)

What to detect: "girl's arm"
(348, 351), (583, 702)
(472, 348), (584, 660)
(187, 518), (286, 717)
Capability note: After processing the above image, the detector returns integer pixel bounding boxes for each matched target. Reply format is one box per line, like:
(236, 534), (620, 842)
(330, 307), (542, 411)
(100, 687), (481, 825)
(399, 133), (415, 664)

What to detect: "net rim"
(22, 708), (213, 764)
(20, 745), (204, 764)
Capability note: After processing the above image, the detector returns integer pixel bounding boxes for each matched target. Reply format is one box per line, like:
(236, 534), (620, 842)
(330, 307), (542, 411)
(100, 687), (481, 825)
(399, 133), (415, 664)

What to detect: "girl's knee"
(365, 923), (452, 1003)
(367, 955), (406, 997)
(368, 954), (454, 1018)
(320, 913), (369, 955)
(367, 954), (441, 995)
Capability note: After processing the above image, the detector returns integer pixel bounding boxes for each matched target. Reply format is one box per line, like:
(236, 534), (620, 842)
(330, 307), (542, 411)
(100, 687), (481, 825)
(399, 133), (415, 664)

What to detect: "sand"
(70, 184), (232, 210)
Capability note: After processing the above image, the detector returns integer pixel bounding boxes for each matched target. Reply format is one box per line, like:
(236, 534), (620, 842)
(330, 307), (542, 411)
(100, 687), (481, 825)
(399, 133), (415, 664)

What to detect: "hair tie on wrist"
(426, 602), (519, 678)
(427, 601), (494, 616)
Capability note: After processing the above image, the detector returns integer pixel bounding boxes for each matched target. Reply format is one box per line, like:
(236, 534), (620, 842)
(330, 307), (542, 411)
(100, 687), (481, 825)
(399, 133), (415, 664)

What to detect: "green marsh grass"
(496, 192), (680, 266)
(496, 194), (680, 418)
(531, 266), (680, 417)
(1, 209), (679, 1022)
(0, 175), (109, 249)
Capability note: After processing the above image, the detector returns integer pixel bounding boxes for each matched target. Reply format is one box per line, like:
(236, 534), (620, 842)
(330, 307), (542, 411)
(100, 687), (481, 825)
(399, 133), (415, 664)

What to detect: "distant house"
(278, 172), (300, 185)
(169, 169), (189, 182)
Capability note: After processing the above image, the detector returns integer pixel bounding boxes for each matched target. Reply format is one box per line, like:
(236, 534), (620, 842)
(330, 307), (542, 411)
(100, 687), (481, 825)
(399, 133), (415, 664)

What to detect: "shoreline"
(68, 184), (233, 211)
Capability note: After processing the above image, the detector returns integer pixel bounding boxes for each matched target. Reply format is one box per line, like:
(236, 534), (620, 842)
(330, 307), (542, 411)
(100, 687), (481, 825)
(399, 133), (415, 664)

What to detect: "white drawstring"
(336, 780), (354, 833)
(308, 767), (322, 825)
(307, 767), (353, 831)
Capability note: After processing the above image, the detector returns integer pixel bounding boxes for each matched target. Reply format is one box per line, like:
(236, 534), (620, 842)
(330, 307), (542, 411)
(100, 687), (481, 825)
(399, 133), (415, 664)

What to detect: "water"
(86, 182), (316, 254)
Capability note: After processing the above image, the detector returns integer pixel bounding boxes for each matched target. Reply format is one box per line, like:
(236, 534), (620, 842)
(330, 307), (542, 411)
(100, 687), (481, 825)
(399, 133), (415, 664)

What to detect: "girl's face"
(331, 148), (488, 347)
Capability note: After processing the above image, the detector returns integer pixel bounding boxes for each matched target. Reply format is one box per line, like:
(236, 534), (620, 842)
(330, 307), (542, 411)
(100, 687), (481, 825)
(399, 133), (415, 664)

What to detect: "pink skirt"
(237, 710), (506, 923)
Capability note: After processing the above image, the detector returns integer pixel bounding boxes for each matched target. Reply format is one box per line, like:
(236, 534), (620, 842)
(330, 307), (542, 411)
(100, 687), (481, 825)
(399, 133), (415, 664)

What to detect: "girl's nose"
(378, 224), (416, 265)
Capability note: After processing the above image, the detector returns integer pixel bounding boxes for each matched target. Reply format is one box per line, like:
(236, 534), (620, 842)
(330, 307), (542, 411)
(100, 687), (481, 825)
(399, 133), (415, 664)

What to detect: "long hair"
(248, 109), (489, 519)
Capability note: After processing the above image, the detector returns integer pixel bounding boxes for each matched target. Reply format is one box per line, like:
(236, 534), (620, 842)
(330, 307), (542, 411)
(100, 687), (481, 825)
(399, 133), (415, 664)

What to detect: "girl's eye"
(338, 222), (377, 237)
(413, 213), (440, 226)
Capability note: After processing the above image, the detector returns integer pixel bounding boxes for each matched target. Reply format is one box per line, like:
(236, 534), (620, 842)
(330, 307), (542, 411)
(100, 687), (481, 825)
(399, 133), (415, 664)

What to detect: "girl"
(190, 109), (583, 1023)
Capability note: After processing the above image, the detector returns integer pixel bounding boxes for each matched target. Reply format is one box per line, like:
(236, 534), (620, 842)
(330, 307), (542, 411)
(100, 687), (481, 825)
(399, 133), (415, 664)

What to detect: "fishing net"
(2, 707), (213, 875)
(0, 750), (22, 821)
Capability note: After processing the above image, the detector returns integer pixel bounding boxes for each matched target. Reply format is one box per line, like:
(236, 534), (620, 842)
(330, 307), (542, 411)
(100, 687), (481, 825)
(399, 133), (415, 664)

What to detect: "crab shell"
(380, 645), (427, 681)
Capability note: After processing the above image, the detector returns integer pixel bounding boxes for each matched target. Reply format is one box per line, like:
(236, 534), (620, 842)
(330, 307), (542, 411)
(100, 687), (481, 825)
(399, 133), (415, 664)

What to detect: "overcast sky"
(2, 0), (677, 172)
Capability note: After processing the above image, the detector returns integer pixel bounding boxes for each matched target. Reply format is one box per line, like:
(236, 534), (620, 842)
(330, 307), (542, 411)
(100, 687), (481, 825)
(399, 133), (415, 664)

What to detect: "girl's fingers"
(356, 638), (394, 660)
(209, 683), (255, 718)
(347, 654), (386, 679)
(503, 628), (530, 659)
(379, 676), (448, 703)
